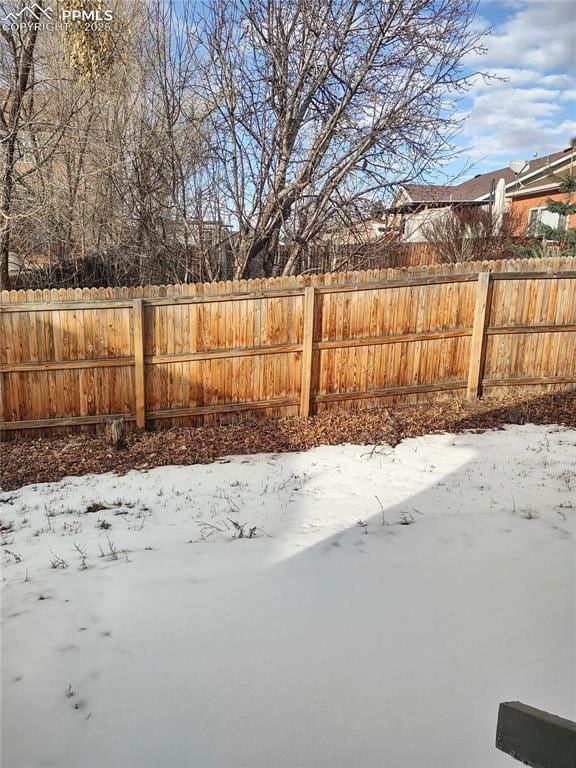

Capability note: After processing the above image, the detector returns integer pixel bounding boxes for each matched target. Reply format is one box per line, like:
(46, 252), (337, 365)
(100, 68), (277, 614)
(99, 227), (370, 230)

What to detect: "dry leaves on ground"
(1, 391), (574, 491)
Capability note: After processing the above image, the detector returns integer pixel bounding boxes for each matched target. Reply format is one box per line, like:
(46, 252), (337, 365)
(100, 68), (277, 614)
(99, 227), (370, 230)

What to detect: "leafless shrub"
(227, 519), (261, 539)
(73, 542), (88, 570)
(3, 549), (22, 563)
(62, 521), (82, 535)
(421, 206), (523, 263)
(195, 518), (267, 541)
(277, 472), (311, 491)
(195, 520), (227, 540)
(49, 552), (69, 569)
(133, 509), (151, 531)
(559, 470), (575, 492)
(98, 534), (126, 561)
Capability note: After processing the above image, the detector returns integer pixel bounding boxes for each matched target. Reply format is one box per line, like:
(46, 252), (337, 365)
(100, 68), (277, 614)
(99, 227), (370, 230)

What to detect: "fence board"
(467, 273), (491, 399)
(133, 300), (146, 429)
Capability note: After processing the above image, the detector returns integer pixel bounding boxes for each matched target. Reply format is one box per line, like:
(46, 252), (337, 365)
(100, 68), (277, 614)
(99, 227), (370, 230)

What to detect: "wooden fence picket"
(132, 299), (146, 429)
(467, 272), (491, 399)
(299, 287), (316, 417)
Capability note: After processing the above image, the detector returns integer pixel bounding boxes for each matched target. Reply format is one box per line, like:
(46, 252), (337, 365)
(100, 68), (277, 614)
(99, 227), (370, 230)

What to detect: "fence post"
(467, 271), (491, 399)
(132, 299), (146, 429)
(299, 286), (316, 417)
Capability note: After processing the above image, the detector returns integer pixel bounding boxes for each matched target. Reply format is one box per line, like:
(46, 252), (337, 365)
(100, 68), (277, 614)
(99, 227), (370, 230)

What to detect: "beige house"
(388, 145), (576, 242)
(320, 217), (392, 245)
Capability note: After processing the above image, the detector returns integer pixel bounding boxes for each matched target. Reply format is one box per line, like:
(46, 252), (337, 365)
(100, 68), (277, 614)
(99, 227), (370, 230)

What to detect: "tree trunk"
(0, 137), (17, 290)
(104, 415), (126, 448)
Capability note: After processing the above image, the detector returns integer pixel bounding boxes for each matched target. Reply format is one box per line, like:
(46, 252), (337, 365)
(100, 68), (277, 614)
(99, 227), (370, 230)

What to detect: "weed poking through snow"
(375, 496), (390, 527)
(3, 549), (22, 563)
(228, 519), (257, 539)
(49, 552), (69, 569)
(98, 534), (128, 561)
(194, 518), (270, 542)
(73, 542), (88, 570)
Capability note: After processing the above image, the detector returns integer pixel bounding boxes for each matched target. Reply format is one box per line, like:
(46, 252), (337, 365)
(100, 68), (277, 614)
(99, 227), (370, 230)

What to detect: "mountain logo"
(1, 4), (53, 23)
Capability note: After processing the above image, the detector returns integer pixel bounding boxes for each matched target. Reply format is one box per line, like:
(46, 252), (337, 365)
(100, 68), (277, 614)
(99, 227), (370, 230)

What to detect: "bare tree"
(115, 0), (212, 281)
(194, 0), (488, 278)
(0, 0), (121, 288)
(0, 1), (42, 288)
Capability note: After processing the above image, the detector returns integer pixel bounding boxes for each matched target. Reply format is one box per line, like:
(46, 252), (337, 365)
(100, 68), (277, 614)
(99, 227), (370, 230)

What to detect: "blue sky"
(447, 0), (575, 181)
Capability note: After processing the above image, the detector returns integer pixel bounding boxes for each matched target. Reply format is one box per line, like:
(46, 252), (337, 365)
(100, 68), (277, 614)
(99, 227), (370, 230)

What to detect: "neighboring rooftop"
(400, 146), (574, 204)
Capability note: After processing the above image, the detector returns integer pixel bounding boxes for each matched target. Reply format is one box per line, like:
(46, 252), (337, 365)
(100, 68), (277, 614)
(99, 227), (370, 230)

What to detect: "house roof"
(399, 184), (464, 203)
(400, 146), (574, 204)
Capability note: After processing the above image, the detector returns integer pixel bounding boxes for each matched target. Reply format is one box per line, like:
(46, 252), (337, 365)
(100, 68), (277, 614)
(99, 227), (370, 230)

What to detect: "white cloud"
(472, 0), (576, 73)
(457, 1), (575, 169)
(463, 124), (576, 165)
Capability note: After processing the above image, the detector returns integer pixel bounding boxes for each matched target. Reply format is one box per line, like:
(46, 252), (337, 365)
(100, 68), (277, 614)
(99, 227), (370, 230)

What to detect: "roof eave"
(504, 150), (575, 193)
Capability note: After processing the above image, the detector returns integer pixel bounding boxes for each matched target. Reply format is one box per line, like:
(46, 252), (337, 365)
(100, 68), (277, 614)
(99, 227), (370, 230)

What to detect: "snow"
(1, 424), (575, 768)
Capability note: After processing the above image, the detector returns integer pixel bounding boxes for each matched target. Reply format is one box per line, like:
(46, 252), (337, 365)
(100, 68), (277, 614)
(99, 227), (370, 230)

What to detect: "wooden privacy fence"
(1, 261), (576, 437)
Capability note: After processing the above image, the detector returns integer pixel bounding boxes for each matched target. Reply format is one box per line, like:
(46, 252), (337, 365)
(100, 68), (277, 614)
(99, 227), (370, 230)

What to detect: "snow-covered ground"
(1, 424), (575, 768)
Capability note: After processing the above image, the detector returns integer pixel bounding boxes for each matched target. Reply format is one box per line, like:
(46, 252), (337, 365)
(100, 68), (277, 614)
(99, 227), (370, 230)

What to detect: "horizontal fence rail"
(1, 257), (575, 437)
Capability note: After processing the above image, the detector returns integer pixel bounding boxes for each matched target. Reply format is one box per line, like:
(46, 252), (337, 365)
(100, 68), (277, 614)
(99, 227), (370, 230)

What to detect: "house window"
(528, 208), (544, 229)
(527, 207), (564, 233)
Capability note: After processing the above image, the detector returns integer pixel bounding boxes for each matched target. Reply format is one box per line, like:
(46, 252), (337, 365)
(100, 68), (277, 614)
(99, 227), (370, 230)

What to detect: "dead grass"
(1, 391), (575, 492)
